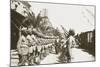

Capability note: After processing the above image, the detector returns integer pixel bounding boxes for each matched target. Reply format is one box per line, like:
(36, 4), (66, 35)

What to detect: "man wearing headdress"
(65, 29), (76, 62)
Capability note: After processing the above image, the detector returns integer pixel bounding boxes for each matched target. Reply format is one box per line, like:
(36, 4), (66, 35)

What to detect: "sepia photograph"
(10, 0), (95, 66)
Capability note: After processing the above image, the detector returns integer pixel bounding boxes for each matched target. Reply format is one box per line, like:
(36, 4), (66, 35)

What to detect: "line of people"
(17, 24), (76, 65)
(17, 26), (54, 66)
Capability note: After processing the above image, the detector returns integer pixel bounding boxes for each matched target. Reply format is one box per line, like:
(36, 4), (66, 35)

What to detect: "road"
(40, 48), (94, 64)
(11, 48), (95, 66)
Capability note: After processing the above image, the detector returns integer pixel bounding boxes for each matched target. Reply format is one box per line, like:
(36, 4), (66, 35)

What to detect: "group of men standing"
(17, 25), (54, 65)
(17, 22), (76, 65)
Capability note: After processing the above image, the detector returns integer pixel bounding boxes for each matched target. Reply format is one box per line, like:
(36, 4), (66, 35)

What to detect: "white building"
(11, 0), (32, 17)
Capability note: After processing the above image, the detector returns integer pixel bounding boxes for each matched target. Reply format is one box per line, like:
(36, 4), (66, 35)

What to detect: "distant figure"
(54, 39), (59, 54)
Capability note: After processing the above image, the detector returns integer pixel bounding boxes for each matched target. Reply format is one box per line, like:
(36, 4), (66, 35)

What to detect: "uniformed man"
(54, 39), (59, 54)
(26, 27), (34, 65)
(17, 28), (29, 65)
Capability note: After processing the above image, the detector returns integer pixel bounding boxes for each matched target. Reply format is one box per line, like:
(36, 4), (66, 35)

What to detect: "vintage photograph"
(10, 0), (95, 66)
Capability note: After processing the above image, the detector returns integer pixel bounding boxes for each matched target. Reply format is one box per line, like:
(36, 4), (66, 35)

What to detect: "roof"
(20, 1), (31, 8)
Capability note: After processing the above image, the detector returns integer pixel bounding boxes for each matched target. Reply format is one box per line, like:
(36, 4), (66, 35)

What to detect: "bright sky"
(29, 2), (95, 34)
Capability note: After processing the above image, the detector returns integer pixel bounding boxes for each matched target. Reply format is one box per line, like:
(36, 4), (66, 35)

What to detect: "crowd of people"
(17, 25), (55, 65)
(16, 19), (76, 66)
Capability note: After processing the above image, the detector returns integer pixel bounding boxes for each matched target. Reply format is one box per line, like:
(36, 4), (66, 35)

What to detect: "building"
(11, 0), (32, 17)
(11, 0), (32, 49)
(79, 30), (95, 56)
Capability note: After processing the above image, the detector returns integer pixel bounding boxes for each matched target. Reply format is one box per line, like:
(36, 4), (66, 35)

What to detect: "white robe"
(67, 36), (76, 58)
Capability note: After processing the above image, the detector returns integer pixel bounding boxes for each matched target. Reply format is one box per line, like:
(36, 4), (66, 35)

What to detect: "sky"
(29, 2), (95, 34)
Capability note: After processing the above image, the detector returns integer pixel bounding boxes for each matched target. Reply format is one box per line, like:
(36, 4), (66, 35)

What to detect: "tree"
(53, 27), (61, 37)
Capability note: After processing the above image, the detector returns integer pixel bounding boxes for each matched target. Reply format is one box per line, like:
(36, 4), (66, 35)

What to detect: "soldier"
(26, 27), (34, 65)
(43, 46), (46, 57)
(40, 46), (43, 60)
(31, 31), (38, 64)
(34, 46), (40, 64)
(17, 28), (29, 65)
(54, 39), (59, 54)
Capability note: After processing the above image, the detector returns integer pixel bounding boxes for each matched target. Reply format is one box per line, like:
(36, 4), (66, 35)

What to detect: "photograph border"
(10, 0), (96, 66)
